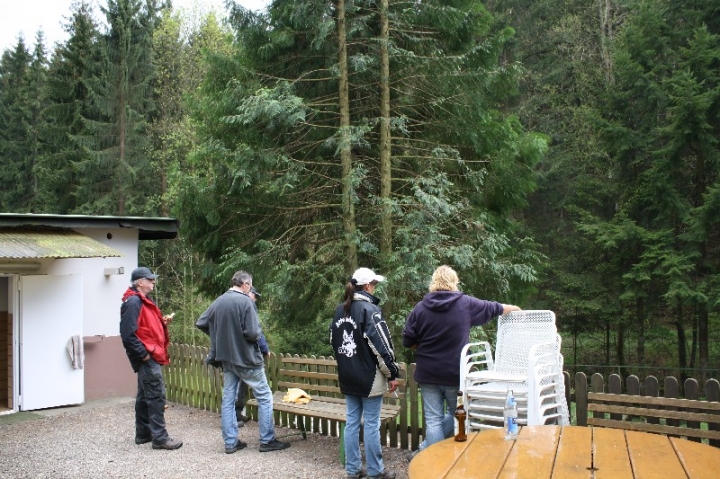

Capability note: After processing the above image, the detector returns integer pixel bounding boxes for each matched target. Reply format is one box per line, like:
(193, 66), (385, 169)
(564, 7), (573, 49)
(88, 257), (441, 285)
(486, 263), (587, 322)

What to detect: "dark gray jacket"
(196, 289), (264, 368)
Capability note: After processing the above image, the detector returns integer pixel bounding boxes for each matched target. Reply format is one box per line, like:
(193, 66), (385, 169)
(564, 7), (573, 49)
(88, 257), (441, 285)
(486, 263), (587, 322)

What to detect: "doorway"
(0, 276), (12, 413)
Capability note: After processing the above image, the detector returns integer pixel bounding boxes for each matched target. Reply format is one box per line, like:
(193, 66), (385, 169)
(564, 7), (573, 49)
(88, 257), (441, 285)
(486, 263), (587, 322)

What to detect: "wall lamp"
(103, 266), (125, 276)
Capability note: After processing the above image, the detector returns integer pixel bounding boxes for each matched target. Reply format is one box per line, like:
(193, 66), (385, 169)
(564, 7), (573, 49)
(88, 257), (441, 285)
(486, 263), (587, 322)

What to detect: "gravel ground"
(0, 398), (411, 479)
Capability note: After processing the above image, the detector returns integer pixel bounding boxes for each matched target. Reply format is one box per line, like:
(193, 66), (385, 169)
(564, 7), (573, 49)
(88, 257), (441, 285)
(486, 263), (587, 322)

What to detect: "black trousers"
(135, 359), (169, 444)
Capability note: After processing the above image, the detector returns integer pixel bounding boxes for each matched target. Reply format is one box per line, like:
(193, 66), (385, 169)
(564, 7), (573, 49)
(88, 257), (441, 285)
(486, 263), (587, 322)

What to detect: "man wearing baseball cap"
(120, 267), (182, 450)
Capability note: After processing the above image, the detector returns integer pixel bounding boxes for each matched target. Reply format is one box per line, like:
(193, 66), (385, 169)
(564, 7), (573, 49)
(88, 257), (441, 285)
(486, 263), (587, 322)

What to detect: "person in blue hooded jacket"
(402, 265), (521, 461)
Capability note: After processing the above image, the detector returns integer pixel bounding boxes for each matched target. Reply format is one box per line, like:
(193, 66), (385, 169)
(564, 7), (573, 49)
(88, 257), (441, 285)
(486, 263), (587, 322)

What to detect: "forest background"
(1, 0), (718, 381)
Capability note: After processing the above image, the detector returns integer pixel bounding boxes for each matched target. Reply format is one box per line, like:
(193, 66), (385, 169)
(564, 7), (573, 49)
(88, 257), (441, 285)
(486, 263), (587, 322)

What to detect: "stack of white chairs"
(459, 310), (569, 432)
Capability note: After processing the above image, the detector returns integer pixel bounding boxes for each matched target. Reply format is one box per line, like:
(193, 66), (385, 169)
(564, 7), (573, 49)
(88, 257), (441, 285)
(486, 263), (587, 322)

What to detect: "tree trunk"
(616, 319), (625, 377)
(698, 307), (708, 379)
(675, 304), (688, 383)
(378, 0), (392, 261)
(605, 318), (610, 364)
(599, 0), (615, 84)
(337, 0), (357, 271)
(690, 309), (697, 371)
(636, 297), (645, 364)
(118, 60), (127, 216)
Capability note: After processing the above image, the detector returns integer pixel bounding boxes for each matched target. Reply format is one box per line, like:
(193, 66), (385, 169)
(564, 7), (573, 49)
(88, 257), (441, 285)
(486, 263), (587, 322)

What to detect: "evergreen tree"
(180, 0), (544, 355)
(0, 37), (36, 211)
(74, 0), (162, 215)
(143, 5), (234, 346)
(571, 0), (720, 373)
(486, 0), (628, 364)
(38, 1), (101, 213)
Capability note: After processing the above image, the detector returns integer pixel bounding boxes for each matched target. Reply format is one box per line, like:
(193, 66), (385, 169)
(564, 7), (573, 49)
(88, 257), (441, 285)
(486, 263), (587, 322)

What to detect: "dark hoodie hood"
(421, 290), (464, 312)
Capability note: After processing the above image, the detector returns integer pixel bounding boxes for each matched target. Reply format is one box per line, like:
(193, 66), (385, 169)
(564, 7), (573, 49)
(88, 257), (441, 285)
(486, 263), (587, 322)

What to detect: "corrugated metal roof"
(0, 213), (179, 240)
(0, 228), (123, 259)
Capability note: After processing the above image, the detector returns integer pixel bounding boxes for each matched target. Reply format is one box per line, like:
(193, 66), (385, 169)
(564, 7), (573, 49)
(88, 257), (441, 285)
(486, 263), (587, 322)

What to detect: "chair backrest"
(493, 310), (557, 375)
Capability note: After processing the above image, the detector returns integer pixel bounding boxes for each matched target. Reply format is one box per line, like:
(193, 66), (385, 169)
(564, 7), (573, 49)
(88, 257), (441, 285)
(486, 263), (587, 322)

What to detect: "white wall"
(39, 227), (139, 337)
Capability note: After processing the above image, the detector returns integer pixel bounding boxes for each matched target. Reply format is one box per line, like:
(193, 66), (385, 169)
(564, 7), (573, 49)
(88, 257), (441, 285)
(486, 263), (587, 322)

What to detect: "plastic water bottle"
(504, 389), (518, 441)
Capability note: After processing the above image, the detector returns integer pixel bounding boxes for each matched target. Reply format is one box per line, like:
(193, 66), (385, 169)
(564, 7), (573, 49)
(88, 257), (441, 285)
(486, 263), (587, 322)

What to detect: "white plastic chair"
(459, 310), (569, 431)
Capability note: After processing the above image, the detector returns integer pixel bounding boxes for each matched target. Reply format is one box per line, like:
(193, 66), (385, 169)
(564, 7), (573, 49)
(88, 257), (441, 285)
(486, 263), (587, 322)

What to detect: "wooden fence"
(163, 344), (719, 449)
(574, 372), (720, 446)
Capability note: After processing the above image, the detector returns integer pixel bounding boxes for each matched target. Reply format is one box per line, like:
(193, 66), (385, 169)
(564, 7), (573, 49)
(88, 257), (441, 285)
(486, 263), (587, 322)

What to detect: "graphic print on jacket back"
(338, 329), (357, 357)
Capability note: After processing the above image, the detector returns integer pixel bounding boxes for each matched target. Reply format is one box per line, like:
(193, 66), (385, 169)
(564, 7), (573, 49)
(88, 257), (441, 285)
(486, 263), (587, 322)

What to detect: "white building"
(0, 213), (178, 412)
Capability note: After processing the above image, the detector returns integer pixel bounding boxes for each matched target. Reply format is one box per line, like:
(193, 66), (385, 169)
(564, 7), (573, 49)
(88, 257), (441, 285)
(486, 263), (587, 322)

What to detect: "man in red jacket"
(120, 267), (182, 450)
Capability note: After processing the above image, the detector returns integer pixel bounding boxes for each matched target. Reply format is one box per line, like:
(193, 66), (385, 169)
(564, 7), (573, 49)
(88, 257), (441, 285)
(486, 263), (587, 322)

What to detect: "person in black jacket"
(330, 268), (399, 479)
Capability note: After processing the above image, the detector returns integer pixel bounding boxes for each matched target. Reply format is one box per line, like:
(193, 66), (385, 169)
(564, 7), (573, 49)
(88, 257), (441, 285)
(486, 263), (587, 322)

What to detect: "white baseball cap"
(352, 267), (386, 285)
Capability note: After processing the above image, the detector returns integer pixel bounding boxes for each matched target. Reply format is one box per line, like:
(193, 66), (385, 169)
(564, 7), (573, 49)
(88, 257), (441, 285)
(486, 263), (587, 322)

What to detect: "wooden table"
(408, 426), (720, 479)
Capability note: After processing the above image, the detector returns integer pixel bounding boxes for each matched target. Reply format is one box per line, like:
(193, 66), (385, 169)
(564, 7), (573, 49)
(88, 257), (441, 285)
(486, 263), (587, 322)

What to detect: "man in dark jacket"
(120, 267), (182, 450)
(402, 265), (521, 460)
(330, 267), (399, 479)
(196, 270), (289, 454)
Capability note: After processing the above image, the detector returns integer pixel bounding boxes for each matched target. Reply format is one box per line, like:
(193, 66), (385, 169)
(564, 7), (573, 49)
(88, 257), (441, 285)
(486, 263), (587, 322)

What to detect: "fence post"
(706, 379), (720, 447)
(409, 363), (420, 450)
(575, 372), (588, 426)
(665, 377), (680, 429)
(563, 371), (571, 423)
(684, 378), (700, 442)
(399, 363), (409, 450)
(609, 374), (622, 420)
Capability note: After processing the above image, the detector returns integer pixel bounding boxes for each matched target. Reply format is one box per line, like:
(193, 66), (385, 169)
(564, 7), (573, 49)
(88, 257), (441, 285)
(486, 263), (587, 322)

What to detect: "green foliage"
(0, 37), (43, 212)
(177, 0), (544, 356)
(37, 1), (101, 214)
(73, 0), (162, 216)
(1, 0), (718, 370)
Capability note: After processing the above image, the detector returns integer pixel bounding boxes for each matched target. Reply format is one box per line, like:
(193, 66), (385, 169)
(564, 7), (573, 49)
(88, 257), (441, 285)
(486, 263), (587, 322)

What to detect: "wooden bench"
(246, 355), (406, 462)
(587, 392), (720, 443)
(575, 372), (720, 446)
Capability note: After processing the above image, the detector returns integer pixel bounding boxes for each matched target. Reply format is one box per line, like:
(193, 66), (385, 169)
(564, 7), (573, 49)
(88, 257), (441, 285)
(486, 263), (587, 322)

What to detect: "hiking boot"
(225, 439), (247, 454)
(237, 413), (250, 423)
(152, 438), (183, 450)
(345, 467), (367, 479)
(368, 471), (395, 479)
(134, 436), (152, 445)
(259, 438), (291, 452)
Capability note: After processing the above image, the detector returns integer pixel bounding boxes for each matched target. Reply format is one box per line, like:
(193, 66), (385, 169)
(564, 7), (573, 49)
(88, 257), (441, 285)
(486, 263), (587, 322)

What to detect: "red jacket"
(120, 288), (170, 367)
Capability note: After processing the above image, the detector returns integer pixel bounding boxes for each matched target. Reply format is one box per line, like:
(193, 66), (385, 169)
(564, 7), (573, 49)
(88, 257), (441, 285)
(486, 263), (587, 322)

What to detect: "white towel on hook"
(66, 335), (85, 369)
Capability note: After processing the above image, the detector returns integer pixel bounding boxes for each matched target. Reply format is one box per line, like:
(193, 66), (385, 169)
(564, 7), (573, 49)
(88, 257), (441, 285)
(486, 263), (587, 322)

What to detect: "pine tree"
(74, 0), (162, 215)
(592, 0), (720, 373)
(180, 0), (544, 354)
(0, 37), (35, 211)
(38, 1), (101, 213)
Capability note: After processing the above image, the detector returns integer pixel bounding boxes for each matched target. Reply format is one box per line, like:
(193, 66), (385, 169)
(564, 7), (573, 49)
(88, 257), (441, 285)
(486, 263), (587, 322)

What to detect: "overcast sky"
(0, 0), (270, 54)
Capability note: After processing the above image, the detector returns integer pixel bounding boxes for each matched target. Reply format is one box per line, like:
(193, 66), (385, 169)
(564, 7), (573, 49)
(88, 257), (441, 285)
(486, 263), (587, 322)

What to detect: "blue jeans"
(418, 383), (457, 450)
(345, 394), (384, 477)
(135, 359), (169, 444)
(222, 363), (275, 447)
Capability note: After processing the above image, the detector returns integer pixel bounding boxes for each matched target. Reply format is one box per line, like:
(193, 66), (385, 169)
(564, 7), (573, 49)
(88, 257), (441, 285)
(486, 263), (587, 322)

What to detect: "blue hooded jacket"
(402, 291), (503, 387)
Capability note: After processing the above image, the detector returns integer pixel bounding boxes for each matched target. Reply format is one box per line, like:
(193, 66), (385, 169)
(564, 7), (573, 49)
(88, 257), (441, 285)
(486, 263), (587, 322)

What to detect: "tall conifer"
(75, 0), (162, 215)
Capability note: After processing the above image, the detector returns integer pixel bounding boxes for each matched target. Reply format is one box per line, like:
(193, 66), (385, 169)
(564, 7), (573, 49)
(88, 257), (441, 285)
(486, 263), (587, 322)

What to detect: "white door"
(19, 274), (84, 410)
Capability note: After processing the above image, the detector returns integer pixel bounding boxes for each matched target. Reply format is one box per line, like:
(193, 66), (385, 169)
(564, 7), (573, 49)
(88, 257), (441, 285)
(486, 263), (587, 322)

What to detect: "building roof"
(0, 213), (179, 240)
(0, 228), (123, 259)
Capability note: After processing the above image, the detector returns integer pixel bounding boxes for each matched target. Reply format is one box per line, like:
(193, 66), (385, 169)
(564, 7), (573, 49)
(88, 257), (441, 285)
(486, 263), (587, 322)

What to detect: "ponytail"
(343, 279), (360, 315)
